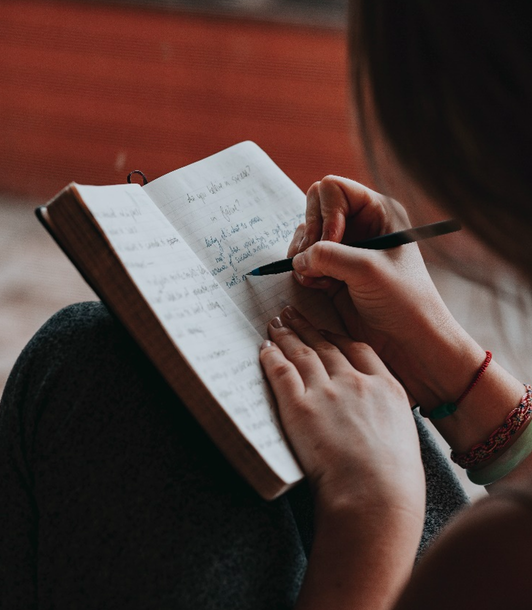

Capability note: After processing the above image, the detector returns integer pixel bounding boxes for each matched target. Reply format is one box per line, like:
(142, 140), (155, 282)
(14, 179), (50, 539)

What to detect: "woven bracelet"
(419, 351), (492, 420)
(451, 384), (532, 469)
(467, 414), (532, 485)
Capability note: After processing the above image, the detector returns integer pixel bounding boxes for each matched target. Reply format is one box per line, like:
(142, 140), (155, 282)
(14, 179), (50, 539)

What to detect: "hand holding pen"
(245, 176), (471, 416)
(246, 219), (461, 276)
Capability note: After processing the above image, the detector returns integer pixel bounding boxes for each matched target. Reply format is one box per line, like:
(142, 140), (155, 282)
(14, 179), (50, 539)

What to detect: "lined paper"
(76, 142), (344, 485)
(77, 183), (303, 483)
(144, 141), (344, 338)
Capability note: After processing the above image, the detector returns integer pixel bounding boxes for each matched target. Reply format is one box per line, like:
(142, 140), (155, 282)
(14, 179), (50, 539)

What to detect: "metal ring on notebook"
(126, 170), (149, 185)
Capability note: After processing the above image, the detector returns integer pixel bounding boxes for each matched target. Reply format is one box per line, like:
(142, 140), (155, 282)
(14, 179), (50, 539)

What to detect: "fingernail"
(283, 305), (298, 320)
(298, 235), (309, 252)
(271, 317), (283, 328)
(261, 340), (273, 350)
(293, 252), (306, 272)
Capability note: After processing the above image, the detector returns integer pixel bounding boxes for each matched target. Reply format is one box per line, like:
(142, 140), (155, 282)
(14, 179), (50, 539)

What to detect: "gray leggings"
(0, 302), (468, 609)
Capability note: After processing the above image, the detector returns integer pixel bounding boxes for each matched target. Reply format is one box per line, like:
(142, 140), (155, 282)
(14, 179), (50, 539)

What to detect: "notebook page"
(144, 141), (344, 338)
(77, 183), (303, 483)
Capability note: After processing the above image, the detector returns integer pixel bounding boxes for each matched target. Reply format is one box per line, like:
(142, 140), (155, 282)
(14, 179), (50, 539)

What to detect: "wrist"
(383, 311), (526, 453)
(387, 315), (525, 454)
(386, 307), (485, 410)
(314, 499), (424, 552)
(297, 495), (423, 610)
(313, 493), (424, 578)
(313, 476), (426, 533)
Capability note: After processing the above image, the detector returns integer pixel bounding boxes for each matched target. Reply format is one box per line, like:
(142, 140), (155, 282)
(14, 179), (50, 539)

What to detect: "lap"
(0, 301), (468, 608)
(1, 302), (306, 609)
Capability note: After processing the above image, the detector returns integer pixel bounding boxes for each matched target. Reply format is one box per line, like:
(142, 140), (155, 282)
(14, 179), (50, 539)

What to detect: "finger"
(300, 177), (392, 254)
(319, 331), (389, 376)
(287, 223), (306, 258)
(298, 182), (324, 253)
(279, 306), (348, 376)
(259, 340), (305, 401)
(293, 240), (378, 282)
(319, 176), (397, 243)
(342, 193), (412, 244)
(317, 176), (350, 242)
(330, 285), (364, 334)
(267, 316), (330, 384)
(291, 271), (336, 291)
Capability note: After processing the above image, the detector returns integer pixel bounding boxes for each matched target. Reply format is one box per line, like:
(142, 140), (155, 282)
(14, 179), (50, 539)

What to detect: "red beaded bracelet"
(451, 384), (532, 469)
(419, 351), (492, 420)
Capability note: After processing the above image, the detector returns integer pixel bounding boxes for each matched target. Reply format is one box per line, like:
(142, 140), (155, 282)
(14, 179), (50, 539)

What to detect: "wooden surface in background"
(0, 0), (372, 199)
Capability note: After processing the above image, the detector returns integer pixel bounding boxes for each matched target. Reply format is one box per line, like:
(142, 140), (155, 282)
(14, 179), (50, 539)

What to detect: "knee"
(4, 301), (170, 461)
(10, 301), (153, 402)
(23, 301), (140, 370)
(33, 301), (123, 355)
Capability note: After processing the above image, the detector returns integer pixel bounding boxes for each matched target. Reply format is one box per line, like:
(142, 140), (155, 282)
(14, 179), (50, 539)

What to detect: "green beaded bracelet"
(467, 417), (532, 486)
(426, 402), (458, 419)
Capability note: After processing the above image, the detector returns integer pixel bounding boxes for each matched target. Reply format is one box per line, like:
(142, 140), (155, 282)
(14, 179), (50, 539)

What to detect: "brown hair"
(349, 1), (532, 278)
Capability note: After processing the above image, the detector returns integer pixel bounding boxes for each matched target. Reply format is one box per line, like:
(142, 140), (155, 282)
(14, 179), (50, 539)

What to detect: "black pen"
(246, 219), (461, 276)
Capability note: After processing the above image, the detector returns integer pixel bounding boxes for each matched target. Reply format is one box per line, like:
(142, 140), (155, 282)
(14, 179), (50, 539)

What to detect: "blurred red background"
(0, 0), (372, 200)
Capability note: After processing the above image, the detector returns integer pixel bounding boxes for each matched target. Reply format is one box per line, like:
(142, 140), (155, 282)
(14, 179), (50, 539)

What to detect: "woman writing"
(262, 1), (532, 608)
(1, 0), (530, 608)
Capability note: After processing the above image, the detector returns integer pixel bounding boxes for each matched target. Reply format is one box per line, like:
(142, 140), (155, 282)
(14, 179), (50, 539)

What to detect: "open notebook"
(37, 141), (344, 499)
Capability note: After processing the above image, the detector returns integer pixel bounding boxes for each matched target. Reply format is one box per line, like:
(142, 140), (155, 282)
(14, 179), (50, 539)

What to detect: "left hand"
(260, 305), (426, 518)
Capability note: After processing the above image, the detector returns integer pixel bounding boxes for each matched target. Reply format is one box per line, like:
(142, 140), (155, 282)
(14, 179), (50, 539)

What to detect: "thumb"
(292, 241), (376, 284)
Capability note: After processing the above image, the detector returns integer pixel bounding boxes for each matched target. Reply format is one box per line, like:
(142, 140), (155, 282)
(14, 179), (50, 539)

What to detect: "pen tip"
(246, 269), (260, 276)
